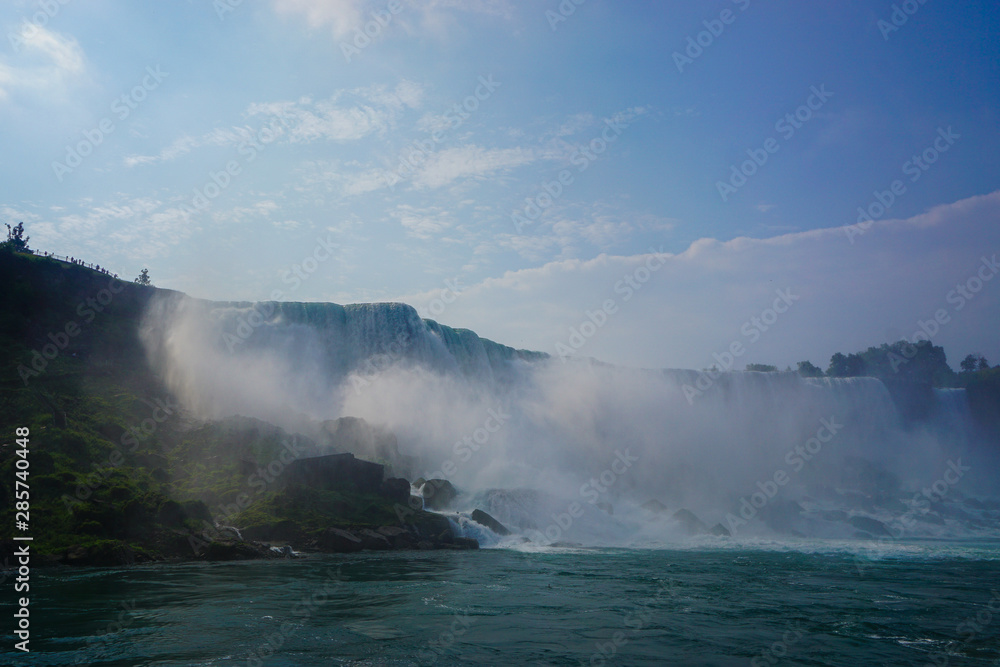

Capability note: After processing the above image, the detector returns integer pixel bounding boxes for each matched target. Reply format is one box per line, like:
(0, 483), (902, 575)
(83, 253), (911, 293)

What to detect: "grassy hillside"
(0, 251), (451, 565)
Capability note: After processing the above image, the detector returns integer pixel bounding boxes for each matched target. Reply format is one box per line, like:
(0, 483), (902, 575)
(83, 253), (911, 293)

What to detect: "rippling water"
(5, 541), (1000, 666)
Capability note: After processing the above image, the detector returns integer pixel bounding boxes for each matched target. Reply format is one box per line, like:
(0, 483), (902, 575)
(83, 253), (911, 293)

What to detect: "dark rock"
(964, 498), (988, 510)
(759, 500), (804, 533)
(377, 526), (416, 549)
(420, 479), (458, 510)
(205, 540), (276, 561)
(66, 546), (89, 563)
(416, 540), (435, 550)
(849, 515), (891, 536)
(242, 520), (301, 542)
(549, 541), (583, 548)
(284, 452), (385, 495)
(471, 509), (511, 536)
(710, 523), (731, 537)
(672, 509), (708, 535)
(317, 527), (364, 553)
(436, 529), (454, 544)
(596, 501), (613, 516)
(451, 537), (480, 550)
(380, 477), (411, 504)
(642, 499), (668, 514)
(358, 529), (392, 551)
(820, 510), (849, 522)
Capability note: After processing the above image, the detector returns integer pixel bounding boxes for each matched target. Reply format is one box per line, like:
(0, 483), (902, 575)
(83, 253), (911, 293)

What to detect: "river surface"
(5, 541), (1000, 666)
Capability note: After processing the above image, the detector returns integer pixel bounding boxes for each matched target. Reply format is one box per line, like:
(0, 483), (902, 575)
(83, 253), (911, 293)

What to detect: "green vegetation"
(745, 363), (778, 372)
(796, 360), (824, 377)
(0, 250), (436, 565)
(1, 222), (30, 254)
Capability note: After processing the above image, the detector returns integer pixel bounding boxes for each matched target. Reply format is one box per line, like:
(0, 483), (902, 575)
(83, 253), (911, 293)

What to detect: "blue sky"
(2, 0), (998, 370)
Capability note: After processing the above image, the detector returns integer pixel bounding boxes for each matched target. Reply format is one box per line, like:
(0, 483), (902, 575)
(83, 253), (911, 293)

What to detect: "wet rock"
(357, 528), (392, 551)
(380, 477), (411, 504)
(420, 479), (458, 510)
(710, 523), (731, 537)
(672, 509), (709, 535)
(317, 527), (364, 553)
(471, 509), (511, 536)
(205, 540), (276, 561)
(596, 501), (613, 516)
(241, 520), (301, 542)
(849, 515), (891, 536)
(376, 526), (416, 549)
(451, 537), (480, 550)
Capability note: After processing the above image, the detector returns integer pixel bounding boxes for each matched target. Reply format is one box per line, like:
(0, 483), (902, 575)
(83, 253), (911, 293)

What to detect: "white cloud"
(391, 204), (454, 239)
(124, 82), (422, 166)
(271, 0), (515, 38)
(0, 26), (86, 103)
(403, 192), (1000, 371)
(411, 144), (534, 188)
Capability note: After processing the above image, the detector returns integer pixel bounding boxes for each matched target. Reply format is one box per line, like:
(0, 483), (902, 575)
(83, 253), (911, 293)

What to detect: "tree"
(135, 268), (151, 286)
(745, 363), (778, 372)
(827, 351), (865, 377)
(1, 222), (30, 253)
(961, 354), (989, 373)
(796, 360), (824, 377)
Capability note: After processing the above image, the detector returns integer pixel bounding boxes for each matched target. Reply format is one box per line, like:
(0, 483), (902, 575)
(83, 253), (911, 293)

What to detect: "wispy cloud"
(0, 26), (86, 103)
(271, 0), (515, 38)
(391, 204), (455, 239)
(123, 81), (423, 167)
(411, 144), (534, 189)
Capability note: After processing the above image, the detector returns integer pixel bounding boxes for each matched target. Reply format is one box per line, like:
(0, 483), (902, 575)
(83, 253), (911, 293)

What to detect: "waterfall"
(140, 294), (999, 542)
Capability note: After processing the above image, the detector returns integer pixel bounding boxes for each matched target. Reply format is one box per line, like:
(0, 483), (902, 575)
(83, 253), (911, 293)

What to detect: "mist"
(140, 292), (1000, 546)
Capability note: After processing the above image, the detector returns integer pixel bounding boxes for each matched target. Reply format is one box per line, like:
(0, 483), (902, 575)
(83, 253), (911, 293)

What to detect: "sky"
(1, 0), (998, 371)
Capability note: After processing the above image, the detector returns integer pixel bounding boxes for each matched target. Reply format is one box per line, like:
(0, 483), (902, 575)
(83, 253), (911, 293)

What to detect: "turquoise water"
(5, 542), (1000, 666)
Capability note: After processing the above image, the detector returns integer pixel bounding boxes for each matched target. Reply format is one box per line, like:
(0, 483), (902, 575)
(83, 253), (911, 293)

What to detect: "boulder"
(596, 501), (614, 516)
(471, 509), (511, 536)
(849, 515), (891, 536)
(205, 540), (275, 561)
(642, 499), (668, 514)
(672, 509), (708, 535)
(317, 527), (364, 552)
(709, 523), (731, 537)
(241, 520), (301, 542)
(377, 525), (416, 549)
(420, 479), (458, 510)
(358, 528), (392, 551)
(451, 537), (480, 550)
(380, 477), (411, 504)
(284, 452), (385, 495)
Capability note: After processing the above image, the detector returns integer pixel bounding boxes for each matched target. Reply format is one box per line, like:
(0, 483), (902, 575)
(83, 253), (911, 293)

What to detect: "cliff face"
(0, 252), (477, 565)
